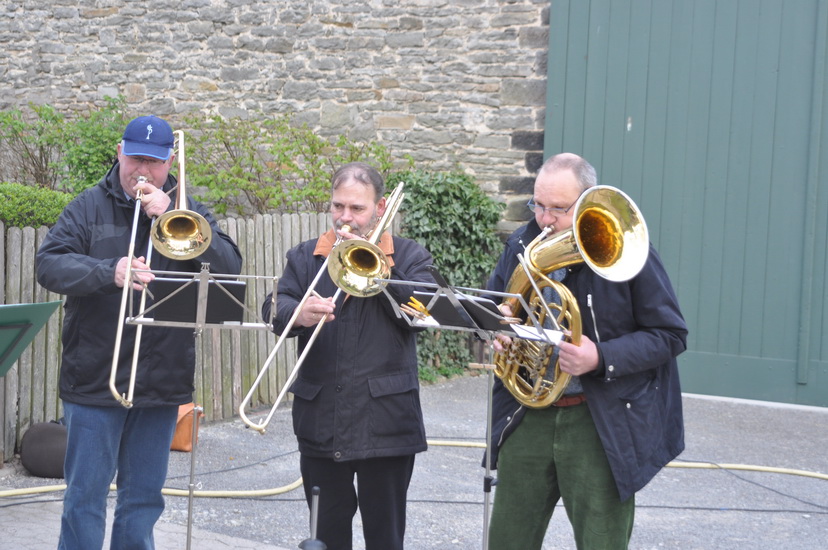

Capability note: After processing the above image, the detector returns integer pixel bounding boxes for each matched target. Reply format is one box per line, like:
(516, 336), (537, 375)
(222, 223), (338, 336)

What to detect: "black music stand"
(298, 486), (327, 549)
(0, 301), (61, 378)
(379, 267), (560, 550)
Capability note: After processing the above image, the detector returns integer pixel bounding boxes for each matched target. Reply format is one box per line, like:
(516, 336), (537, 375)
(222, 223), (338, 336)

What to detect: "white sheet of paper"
(511, 325), (564, 344)
(414, 316), (440, 328)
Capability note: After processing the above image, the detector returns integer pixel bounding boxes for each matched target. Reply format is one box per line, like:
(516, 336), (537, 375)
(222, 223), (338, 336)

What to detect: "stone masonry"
(0, 0), (549, 232)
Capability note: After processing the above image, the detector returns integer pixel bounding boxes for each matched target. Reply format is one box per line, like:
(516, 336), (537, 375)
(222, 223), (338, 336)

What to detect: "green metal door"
(545, 0), (828, 406)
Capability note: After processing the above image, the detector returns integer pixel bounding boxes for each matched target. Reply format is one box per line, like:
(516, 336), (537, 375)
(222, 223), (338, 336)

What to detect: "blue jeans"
(59, 402), (179, 550)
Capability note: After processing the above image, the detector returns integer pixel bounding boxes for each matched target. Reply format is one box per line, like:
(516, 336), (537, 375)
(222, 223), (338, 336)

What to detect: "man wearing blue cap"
(36, 115), (243, 550)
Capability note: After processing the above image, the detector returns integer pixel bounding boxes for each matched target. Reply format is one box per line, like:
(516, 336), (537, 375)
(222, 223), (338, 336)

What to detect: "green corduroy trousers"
(488, 402), (635, 550)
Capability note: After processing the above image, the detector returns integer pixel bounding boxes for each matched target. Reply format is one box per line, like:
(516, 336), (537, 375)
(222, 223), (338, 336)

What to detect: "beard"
(336, 211), (380, 238)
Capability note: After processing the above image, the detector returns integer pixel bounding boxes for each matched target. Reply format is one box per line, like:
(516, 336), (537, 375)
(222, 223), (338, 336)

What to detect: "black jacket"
(36, 163), (242, 407)
(487, 219), (688, 501)
(263, 233), (434, 461)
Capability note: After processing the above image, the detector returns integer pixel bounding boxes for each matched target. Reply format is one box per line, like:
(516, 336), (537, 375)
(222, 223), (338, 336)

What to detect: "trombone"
(108, 131), (213, 408)
(238, 182), (405, 433)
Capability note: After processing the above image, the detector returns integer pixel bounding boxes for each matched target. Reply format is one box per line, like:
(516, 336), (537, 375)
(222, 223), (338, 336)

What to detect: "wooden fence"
(0, 212), (331, 462)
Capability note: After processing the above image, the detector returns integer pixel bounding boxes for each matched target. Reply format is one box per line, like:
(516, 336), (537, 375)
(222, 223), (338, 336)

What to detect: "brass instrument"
(493, 185), (649, 408)
(238, 182), (405, 432)
(326, 180), (405, 297)
(109, 131), (210, 407)
(151, 131), (212, 260)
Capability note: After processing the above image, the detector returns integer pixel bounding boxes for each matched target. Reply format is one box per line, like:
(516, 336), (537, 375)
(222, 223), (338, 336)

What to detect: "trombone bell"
(151, 210), (212, 260)
(328, 240), (390, 297)
(149, 130), (213, 261)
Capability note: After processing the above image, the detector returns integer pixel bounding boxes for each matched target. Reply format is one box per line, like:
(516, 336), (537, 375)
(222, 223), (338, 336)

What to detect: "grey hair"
(539, 153), (597, 191)
(331, 162), (385, 201)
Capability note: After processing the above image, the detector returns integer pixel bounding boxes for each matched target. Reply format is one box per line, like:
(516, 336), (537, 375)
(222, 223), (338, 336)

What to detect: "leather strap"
(552, 393), (587, 407)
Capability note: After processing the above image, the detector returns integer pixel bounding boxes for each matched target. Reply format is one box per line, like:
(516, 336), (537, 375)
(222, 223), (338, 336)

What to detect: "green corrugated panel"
(545, 0), (827, 406)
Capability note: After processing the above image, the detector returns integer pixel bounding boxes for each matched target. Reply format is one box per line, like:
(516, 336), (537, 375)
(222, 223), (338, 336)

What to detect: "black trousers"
(300, 454), (416, 550)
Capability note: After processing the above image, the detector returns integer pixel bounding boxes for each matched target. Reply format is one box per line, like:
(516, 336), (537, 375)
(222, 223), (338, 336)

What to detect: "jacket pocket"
(368, 372), (422, 438)
(290, 377), (323, 401)
(618, 375), (663, 462)
(290, 378), (329, 444)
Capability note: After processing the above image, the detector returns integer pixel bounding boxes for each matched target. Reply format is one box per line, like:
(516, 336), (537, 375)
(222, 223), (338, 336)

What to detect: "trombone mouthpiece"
(135, 176), (148, 201)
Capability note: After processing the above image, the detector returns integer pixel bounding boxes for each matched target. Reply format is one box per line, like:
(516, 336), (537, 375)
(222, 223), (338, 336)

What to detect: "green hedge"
(393, 170), (504, 381)
(0, 182), (74, 228)
(182, 112), (409, 216)
(0, 97), (128, 194)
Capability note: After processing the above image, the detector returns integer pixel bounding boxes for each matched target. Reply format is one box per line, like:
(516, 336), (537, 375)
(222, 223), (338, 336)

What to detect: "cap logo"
(146, 125), (153, 140)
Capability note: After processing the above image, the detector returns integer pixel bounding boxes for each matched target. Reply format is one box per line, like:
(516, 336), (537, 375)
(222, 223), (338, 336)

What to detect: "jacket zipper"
(587, 293), (601, 343)
(498, 404), (524, 448)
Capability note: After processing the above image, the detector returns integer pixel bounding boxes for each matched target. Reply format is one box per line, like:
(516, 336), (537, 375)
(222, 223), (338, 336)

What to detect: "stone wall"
(0, 0), (548, 232)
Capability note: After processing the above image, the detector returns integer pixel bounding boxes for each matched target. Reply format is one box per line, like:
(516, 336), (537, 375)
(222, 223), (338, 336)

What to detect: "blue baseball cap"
(121, 115), (175, 160)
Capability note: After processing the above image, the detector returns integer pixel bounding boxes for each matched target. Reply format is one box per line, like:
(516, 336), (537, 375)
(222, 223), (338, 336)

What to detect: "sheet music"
(413, 316), (441, 328)
(511, 325), (564, 344)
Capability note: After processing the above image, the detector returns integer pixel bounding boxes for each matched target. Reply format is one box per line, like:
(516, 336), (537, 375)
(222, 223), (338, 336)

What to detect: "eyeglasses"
(526, 199), (577, 216)
(127, 156), (167, 167)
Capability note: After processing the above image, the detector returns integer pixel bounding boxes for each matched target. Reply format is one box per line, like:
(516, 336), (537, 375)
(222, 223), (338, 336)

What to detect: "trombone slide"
(109, 188), (150, 408)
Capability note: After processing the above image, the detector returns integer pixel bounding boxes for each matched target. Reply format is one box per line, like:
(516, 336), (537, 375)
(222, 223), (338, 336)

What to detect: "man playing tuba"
(485, 153), (687, 549)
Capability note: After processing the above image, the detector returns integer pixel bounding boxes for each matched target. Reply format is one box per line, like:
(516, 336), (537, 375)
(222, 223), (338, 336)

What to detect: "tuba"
(493, 185), (650, 408)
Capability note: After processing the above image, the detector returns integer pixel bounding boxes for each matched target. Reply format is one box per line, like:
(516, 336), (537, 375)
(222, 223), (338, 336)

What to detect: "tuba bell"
(493, 185), (649, 408)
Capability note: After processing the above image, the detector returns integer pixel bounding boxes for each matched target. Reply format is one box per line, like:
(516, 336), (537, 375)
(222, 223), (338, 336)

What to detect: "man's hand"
(298, 294), (336, 327)
(493, 303), (514, 352)
(115, 256), (154, 290)
(136, 181), (172, 218)
(557, 335), (599, 375)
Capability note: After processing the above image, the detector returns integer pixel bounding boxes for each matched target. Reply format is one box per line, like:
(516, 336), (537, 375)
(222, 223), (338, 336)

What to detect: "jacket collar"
(507, 218), (543, 256)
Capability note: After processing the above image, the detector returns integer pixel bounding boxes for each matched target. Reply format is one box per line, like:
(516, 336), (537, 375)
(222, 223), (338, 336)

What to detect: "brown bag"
(171, 403), (203, 452)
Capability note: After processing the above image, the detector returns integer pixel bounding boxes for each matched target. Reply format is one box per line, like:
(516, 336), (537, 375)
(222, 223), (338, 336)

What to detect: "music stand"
(124, 264), (276, 550)
(0, 301), (61, 378)
(379, 267), (560, 550)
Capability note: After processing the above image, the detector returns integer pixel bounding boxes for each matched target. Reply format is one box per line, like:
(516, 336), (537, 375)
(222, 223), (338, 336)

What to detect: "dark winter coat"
(263, 233), (434, 461)
(487, 218), (687, 502)
(36, 162), (242, 407)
